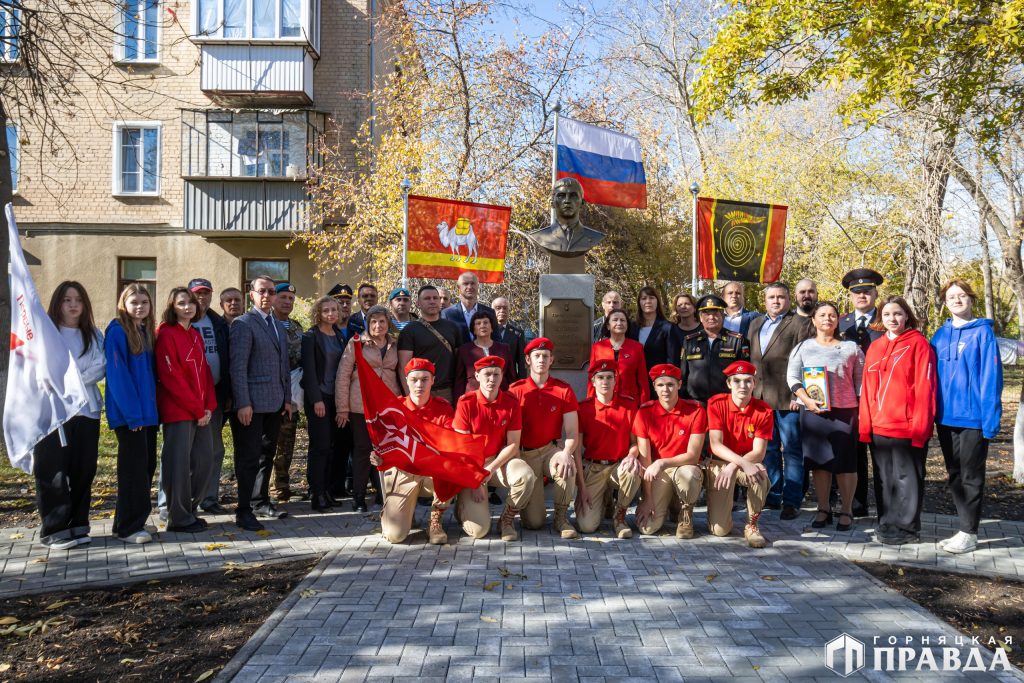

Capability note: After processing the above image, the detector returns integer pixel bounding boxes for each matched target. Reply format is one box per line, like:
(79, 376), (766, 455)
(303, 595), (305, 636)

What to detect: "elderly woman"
(336, 305), (401, 512)
(453, 310), (513, 397)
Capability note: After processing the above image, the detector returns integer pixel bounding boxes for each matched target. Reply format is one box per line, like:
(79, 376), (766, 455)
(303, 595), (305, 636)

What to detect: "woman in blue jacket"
(106, 283), (159, 544)
(931, 279), (1003, 555)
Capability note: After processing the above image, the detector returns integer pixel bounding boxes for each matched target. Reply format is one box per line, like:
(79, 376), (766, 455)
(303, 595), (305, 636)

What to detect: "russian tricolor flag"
(556, 117), (647, 209)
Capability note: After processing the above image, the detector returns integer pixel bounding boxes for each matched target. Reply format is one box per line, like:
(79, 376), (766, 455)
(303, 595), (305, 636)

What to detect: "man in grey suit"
(492, 296), (527, 380)
(747, 282), (812, 521)
(229, 275), (292, 531)
(441, 271), (495, 340)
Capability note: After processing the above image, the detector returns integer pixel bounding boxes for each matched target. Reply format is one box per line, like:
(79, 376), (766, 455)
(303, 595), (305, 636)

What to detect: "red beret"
(589, 359), (618, 377)
(723, 360), (756, 377)
(404, 358), (436, 375)
(648, 364), (682, 382)
(524, 337), (554, 355)
(474, 355), (506, 371)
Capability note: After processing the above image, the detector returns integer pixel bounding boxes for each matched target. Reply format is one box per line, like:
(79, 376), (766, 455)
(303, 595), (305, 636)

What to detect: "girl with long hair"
(106, 283), (159, 544)
(155, 287), (216, 534)
(33, 281), (106, 549)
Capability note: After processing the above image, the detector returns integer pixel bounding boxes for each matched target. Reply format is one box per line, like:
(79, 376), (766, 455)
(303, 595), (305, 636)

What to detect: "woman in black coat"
(300, 296), (349, 512)
(630, 286), (683, 373)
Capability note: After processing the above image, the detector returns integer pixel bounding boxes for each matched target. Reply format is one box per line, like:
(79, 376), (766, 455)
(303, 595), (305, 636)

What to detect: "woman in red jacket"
(156, 287), (217, 534)
(859, 296), (936, 545)
(590, 309), (649, 404)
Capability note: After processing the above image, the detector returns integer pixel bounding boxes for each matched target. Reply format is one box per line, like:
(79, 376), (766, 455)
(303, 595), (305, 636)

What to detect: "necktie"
(857, 316), (867, 332)
(266, 314), (278, 344)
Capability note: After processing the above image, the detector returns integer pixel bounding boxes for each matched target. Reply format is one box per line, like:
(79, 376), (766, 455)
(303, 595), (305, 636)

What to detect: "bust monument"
(527, 177), (606, 259)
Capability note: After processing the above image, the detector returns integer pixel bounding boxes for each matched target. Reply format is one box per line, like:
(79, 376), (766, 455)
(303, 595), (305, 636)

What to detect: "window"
(0, 3), (19, 62)
(117, 0), (160, 62)
(181, 110), (322, 179)
(243, 258), (289, 291)
(118, 257), (157, 302)
(112, 122), (161, 196)
(195, 0), (307, 41)
(6, 125), (16, 192)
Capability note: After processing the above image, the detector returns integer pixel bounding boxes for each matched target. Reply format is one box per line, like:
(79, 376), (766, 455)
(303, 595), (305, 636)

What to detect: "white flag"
(3, 203), (89, 473)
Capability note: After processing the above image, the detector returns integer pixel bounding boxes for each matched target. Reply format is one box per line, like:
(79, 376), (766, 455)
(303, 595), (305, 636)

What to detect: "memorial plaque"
(541, 298), (591, 370)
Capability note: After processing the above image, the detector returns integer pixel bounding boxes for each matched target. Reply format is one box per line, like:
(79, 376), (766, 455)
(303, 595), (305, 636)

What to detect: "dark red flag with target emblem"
(696, 197), (787, 283)
(353, 340), (489, 502)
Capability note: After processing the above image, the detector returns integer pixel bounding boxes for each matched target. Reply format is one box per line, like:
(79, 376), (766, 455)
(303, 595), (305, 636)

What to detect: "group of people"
(30, 266), (1001, 556)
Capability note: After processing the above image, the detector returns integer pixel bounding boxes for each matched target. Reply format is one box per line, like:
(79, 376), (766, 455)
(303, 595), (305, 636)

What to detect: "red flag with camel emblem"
(406, 195), (511, 283)
(353, 339), (489, 501)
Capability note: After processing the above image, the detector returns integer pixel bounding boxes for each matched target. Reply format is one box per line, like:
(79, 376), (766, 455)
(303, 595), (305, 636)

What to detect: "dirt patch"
(0, 556), (319, 681)
(859, 562), (1024, 669)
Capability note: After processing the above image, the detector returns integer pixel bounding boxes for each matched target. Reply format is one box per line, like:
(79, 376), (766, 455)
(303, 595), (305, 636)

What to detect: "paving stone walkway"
(2, 502), (1022, 681)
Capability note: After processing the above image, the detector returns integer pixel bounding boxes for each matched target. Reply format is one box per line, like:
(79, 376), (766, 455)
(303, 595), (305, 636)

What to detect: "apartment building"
(7, 0), (385, 321)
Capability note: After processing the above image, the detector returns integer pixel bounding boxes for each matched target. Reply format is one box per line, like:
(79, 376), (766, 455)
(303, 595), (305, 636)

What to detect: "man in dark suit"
(721, 281), (760, 337)
(441, 271), (495, 339)
(838, 268), (885, 517)
(492, 296), (527, 380)
(349, 283), (378, 333)
(229, 275), (292, 531)
(747, 282), (812, 520)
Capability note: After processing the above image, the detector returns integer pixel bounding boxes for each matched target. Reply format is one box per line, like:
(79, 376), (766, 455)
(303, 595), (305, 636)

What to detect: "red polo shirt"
(403, 395), (455, 430)
(632, 398), (707, 461)
(509, 376), (579, 450)
(453, 389), (522, 457)
(578, 395), (637, 462)
(588, 338), (650, 404)
(706, 394), (773, 456)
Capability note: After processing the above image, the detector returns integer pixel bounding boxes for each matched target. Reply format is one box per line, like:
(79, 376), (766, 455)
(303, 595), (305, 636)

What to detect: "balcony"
(191, 0), (321, 104)
(181, 109), (326, 233)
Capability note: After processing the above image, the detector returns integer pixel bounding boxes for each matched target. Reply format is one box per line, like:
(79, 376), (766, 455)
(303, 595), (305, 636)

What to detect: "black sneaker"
(235, 513), (265, 532)
(780, 505), (800, 520)
(167, 519), (207, 533)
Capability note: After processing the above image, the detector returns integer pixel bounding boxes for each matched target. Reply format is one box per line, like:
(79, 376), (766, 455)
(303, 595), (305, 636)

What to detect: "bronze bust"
(527, 177), (606, 258)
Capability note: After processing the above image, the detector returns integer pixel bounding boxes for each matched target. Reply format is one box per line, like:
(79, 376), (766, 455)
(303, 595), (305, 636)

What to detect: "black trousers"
(937, 425), (988, 534)
(305, 396), (340, 499)
(230, 410), (283, 515)
(113, 425), (159, 537)
(350, 414), (381, 500)
(32, 416), (100, 543)
(328, 423), (354, 498)
(873, 435), (926, 534)
(849, 441), (885, 517)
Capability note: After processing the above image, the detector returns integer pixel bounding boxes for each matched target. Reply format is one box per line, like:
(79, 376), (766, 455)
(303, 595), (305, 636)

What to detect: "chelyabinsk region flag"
(3, 203), (89, 473)
(407, 195), (511, 284)
(555, 117), (647, 209)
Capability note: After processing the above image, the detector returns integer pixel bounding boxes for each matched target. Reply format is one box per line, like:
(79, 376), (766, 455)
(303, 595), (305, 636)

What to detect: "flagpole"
(550, 102), (560, 225)
(401, 178), (411, 288)
(690, 181), (700, 294)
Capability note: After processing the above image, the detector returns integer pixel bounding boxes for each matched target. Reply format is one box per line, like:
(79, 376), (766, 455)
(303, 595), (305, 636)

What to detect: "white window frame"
(6, 123), (17, 194)
(192, 0), (309, 43)
(115, 0), (161, 64)
(0, 3), (19, 63)
(111, 121), (162, 197)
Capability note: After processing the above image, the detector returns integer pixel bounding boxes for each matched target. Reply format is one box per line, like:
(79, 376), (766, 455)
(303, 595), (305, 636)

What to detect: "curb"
(215, 548), (340, 683)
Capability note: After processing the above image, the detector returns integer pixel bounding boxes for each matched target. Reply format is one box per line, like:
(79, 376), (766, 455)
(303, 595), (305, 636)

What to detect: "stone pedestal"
(539, 274), (594, 398)
(548, 254), (587, 275)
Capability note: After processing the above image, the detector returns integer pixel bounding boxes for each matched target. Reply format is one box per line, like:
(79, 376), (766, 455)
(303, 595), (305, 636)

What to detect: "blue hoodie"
(930, 317), (1002, 438)
(104, 320), (158, 430)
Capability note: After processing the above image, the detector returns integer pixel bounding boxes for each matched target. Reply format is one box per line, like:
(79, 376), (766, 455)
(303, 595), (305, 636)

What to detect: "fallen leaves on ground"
(480, 616), (497, 623)
(254, 530), (273, 537)
(204, 543), (228, 551)
(298, 589), (318, 598)
(482, 581), (501, 591)
(9, 533), (24, 540)
(705, 574), (717, 583)
(497, 567), (526, 579)
(568, 593), (582, 600)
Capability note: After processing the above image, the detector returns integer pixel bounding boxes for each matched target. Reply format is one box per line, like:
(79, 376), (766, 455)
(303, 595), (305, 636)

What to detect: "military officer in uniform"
(838, 268), (885, 517)
(680, 295), (750, 404)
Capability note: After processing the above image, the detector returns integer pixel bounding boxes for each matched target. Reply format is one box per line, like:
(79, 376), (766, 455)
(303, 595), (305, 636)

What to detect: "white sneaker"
(943, 532), (977, 554)
(937, 532), (961, 550)
(118, 530), (153, 544)
(74, 535), (92, 547)
(42, 537), (79, 550)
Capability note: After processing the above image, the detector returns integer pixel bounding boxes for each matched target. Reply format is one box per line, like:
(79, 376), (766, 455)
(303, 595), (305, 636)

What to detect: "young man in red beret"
(633, 363), (707, 538)
(706, 361), (773, 548)
(454, 355), (535, 541)
(576, 359), (641, 538)
(372, 358), (455, 545)
(509, 338), (580, 539)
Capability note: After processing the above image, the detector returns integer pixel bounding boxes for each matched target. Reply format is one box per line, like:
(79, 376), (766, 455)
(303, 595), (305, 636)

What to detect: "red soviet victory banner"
(696, 197), (788, 283)
(353, 340), (489, 501)
(406, 195), (511, 283)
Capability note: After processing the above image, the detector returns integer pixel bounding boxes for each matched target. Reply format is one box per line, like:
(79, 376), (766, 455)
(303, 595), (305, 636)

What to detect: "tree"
(691, 0), (1024, 326)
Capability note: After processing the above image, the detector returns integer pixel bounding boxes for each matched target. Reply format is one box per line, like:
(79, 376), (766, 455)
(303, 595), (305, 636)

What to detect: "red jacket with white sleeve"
(858, 328), (936, 447)
(155, 322), (217, 424)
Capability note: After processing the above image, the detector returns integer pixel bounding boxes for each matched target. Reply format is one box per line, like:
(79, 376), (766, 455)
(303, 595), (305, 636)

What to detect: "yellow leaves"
(299, 589), (318, 598)
(480, 616), (497, 623)
(196, 668), (220, 682)
(897, 567), (905, 576)
(568, 593), (582, 600)
(44, 600), (75, 611)
(482, 581), (502, 591)
(120, 658), (142, 665)
(705, 574), (717, 583)
(0, 617), (18, 625)
(254, 530), (274, 538)
(9, 533), (24, 540)
(223, 561), (266, 574)
(497, 567), (527, 579)
(760, 575), (777, 582)
(0, 616), (66, 638)
(204, 543), (228, 551)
